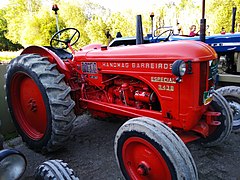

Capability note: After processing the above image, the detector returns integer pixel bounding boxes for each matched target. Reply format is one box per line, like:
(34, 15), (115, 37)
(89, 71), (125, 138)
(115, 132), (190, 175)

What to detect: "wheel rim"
(10, 73), (47, 140)
(122, 137), (172, 180)
(228, 100), (240, 127)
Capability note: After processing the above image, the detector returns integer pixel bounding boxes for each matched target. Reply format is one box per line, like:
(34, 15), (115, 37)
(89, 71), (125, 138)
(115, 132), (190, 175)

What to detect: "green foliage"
(207, 0), (240, 34)
(0, 9), (23, 51)
(0, 0), (240, 51)
(155, 7), (166, 28)
(85, 16), (108, 45)
(106, 12), (135, 38)
(0, 10), (7, 33)
(58, 1), (90, 48)
(20, 8), (57, 46)
(174, 0), (201, 34)
(0, 36), (23, 51)
(4, 0), (41, 44)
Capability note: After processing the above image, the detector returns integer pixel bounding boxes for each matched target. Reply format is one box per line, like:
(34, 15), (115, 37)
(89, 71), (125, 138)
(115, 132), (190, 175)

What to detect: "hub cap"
(10, 73), (47, 140)
(229, 100), (240, 127)
(122, 137), (172, 180)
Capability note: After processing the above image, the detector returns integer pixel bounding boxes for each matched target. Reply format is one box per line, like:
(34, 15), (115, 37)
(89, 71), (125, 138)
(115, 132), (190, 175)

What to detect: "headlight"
(172, 60), (186, 77)
(0, 149), (27, 180)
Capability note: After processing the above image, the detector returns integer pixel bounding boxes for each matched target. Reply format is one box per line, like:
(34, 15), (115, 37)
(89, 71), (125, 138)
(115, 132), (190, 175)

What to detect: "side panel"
(79, 59), (181, 124)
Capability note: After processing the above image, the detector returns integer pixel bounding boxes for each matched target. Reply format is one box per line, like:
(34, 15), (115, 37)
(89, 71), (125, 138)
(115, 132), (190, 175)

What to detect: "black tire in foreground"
(5, 54), (76, 153)
(217, 86), (240, 132)
(201, 91), (233, 147)
(114, 117), (198, 180)
(35, 159), (79, 180)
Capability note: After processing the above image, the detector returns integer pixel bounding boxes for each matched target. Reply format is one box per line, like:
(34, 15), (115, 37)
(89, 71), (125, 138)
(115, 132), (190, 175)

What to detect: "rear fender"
(21, 46), (70, 73)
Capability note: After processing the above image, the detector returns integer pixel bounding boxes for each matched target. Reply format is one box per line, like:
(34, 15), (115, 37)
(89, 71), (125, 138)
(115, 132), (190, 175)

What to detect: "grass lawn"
(0, 50), (22, 62)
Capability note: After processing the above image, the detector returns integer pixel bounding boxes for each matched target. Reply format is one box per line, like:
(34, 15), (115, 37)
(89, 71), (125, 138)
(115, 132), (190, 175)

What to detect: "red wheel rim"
(122, 137), (172, 180)
(10, 73), (47, 140)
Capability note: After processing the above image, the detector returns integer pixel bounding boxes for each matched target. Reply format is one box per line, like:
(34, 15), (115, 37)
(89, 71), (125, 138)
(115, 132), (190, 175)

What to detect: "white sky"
(0, 0), (8, 8)
(0, 0), (182, 11)
(90, 0), (180, 12)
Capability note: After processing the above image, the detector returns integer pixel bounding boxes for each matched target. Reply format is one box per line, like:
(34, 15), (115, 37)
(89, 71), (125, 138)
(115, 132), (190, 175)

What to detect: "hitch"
(204, 111), (221, 126)
(191, 111), (221, 138)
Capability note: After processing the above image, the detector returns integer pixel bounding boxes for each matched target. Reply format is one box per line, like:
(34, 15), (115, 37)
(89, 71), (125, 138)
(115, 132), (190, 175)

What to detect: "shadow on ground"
(4, 114), (240, 180)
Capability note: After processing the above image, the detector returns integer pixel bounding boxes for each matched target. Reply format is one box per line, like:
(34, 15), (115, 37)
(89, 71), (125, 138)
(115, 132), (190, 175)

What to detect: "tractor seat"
(45, 46), (73, 60)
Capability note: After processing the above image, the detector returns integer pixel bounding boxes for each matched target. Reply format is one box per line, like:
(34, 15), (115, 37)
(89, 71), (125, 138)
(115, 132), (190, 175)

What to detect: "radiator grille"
(199, 62), (207, 106)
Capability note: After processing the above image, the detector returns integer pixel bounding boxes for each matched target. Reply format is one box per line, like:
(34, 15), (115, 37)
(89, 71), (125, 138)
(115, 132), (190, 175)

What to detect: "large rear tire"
(5, 54), (76, 152)
(201, 91), (233, 147)
(217, 86), (240, 132)
(35, 159), (79, 180)
(114, 117), (198, 180)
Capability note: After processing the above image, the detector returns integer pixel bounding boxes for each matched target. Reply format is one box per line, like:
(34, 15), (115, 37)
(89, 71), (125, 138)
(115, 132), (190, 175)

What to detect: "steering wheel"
(155, 29), (173, 42)
(50, 28), (80, 49)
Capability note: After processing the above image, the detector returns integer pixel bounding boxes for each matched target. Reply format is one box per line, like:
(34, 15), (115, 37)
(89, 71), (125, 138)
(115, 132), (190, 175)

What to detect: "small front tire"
(114, 117), (198, 180)
(35, 159), (79, 180)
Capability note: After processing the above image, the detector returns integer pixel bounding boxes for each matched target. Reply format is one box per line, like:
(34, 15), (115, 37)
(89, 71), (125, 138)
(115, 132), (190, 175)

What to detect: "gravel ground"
(4, 114), (240, 180)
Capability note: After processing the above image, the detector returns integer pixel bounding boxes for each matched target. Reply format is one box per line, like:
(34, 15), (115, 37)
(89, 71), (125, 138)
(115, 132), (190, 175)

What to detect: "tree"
(0, 9), (23, 51)
(20, 8), (58, 46)
(174, 0), (201, 34)
(106, 12), (135, 38)
(85, 16), (108, 45)
(4, 0), (41, 44)
(58, 1), (90, 47)
(206, 0), (240, 34)
(0, 9), (7, 34)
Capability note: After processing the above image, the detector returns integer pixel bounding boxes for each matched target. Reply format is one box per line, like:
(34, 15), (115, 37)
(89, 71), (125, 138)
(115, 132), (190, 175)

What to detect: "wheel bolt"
(137, 162), (149, 176)
(137, 166), (145, 175)
(28, 98), (37, 112)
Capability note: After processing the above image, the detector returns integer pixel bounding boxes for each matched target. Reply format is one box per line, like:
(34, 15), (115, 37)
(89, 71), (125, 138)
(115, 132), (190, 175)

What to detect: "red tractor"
(5, 26), (232, 179)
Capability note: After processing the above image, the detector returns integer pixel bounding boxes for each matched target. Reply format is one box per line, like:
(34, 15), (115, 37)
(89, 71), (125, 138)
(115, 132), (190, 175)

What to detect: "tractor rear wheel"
(217, 86), (240, 132)
(35, 159), (79, 180)
(5, 54), (76, 152)
(114, 117), (198, 180)
(201, 91), (233, 147)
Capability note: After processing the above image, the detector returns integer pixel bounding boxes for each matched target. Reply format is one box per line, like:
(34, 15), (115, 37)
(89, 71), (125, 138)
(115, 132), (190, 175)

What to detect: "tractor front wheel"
(114, 117), (198, 180)
(5, 54), (76, 152)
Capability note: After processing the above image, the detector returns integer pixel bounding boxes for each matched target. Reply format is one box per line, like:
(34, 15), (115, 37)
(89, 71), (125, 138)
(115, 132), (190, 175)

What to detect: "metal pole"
(52, 4), (59, 31)
(52, 4), (60, 32)
(231, 7), (237, 33)
(55, 14), (60, 32)
(200, 0), (206, 42)
(202, 0), (205, 19)
(150, 12), (154, 37)
(52, 4), (61, 46)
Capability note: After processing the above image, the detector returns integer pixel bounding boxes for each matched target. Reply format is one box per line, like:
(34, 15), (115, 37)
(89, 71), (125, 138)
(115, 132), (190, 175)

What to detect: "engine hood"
(75, 40), (217, 62)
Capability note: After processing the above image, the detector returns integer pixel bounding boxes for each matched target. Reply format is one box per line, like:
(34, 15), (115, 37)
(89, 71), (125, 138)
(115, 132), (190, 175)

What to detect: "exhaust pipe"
(200, 0), (206, 42)
(231, 7), (237, 33)
(136, 15), (144, 45)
